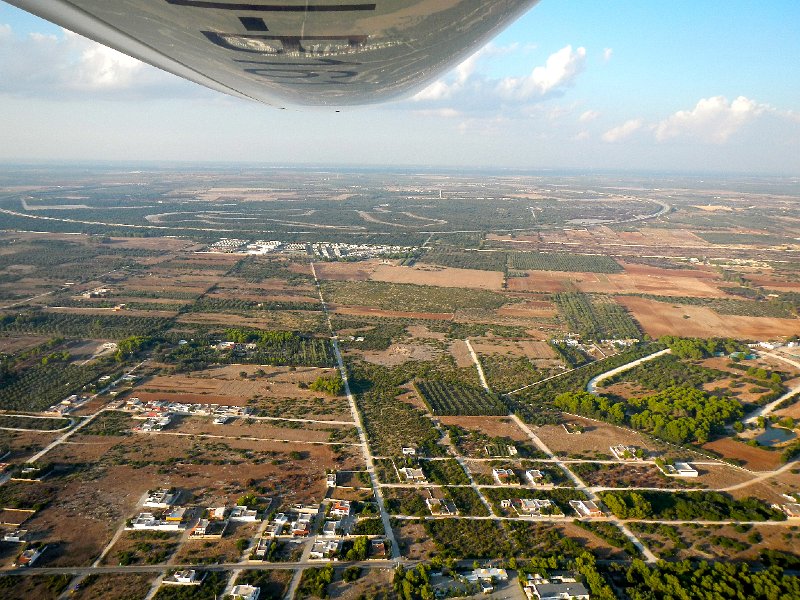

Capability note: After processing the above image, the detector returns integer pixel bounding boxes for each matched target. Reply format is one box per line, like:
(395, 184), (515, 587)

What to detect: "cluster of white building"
(207, 238), (247, 252)
(127, 398), (251, 432)
(307, 242), (414, 260)
(500, 498), (558, 517)
(126, 397), (251, 419)
(205, 238), (415, 260)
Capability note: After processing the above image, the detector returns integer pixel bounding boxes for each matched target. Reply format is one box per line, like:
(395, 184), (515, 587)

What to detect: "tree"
(309, 374), (344, 396)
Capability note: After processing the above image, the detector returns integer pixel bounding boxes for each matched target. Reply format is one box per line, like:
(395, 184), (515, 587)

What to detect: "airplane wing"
(6, 0), (539, 107)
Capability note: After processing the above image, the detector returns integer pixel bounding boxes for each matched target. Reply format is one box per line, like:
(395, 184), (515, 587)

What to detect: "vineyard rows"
(415, 380), (507, 416)
(554, 292), (642, 340)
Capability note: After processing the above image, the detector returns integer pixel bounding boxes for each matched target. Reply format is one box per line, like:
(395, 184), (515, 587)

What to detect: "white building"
(129, 512), (183, 531)
(570, 500), (603, 518)
(523, 573), (590, 600)
(143, 488), (179, 508)
(322, 520), (340, 537)
(399, 467), (426, 484)
(492, 468), (516, 485)
(525, 469), (545, 485)
(229, 506), (259, 522)
(309, 539), (340, 560)
(231, 585), (261, 600)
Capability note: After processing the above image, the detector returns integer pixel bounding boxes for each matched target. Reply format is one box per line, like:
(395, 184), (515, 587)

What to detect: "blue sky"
(1, 0), (799, 173)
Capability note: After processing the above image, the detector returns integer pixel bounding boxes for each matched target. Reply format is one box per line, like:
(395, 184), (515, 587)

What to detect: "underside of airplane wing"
(7, 0), (539, 107)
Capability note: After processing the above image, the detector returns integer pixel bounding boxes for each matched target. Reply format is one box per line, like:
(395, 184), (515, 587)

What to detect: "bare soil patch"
(406, 324), (446, 341)
(0, 430), (63, 462)
(371, 264), (504, 290)
(71, 573), (154, 600)
(702, 437), (783, 471)
(171, 416), (356, 444)
(747, 275), (800, 292)
(497, 300), (559, 318)
(507, 269), (725, 297)
(313, 261), (377, 281)
(391, 520), (435, 560)
(559, 521), (631, 560)
(775, 400), (800, 419)
(328, 566), (393, 600)
(449, 340), (474, 368)
(535, 416), (675, 459)
(173, 521), (260, 564)
(361, 343), (442, 366)
(694, 463), (759, 489)
(439, 416), (530, 442)
(134, 365), (341, 408)
(0, 335), (49, 353)
(619, 296), (800, 338)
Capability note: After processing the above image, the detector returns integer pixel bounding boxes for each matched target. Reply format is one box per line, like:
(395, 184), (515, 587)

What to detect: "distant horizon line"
(0, 159), (798, 179)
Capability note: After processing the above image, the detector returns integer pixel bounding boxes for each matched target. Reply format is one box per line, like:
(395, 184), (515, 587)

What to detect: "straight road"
(310, 262), (399, 560)
(465, 339), (491, 392)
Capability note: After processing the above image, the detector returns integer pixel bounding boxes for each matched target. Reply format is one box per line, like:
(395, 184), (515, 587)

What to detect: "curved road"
(586, 348), (671, 394)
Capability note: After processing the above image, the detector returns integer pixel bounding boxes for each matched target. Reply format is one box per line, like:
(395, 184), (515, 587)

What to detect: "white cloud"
(654, 95), (766, 143)
(579, 109), (600, 123)
(411, 43), (588, 111)
(496, 45), (586, 100)
(412, 44), (495, 102)
(64, 30), (143, 90)
(603, 48), (613, 62)
(0, 24), (208, 99)
(602, 118), (643, 142)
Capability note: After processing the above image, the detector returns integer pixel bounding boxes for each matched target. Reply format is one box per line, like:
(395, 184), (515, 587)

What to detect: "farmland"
(509, 251), (623, 273)
(553, 292), (642, 340)
(414, 380), (507, 416)
(0, 168), (799, 598)
(322, 280), (510, 313)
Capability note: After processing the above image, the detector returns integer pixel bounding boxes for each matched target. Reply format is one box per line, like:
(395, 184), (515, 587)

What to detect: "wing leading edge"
(7, 0), (540, 107)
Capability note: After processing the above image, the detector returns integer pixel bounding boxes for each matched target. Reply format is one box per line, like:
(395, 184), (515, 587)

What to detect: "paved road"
(586, 348), (672, 394)
(310, 262), (399, 560)
(743, 351), (800, 424)
(721, 457), (799, 492)
(465, 335), (659, 563)
(2, 559), (400, 578)
(137, 430), (361, 446)
(465, 339), (491, 392)
(509, 414), (658, 563)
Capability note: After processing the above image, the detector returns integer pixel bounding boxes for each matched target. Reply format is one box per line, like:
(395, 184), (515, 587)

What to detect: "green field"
(554, 292), (642, 339)
(322, 280), (510, 313)
(508, 252), (622, 273)
(419, 249), (507, 272)
(415, 380), (508, 416)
